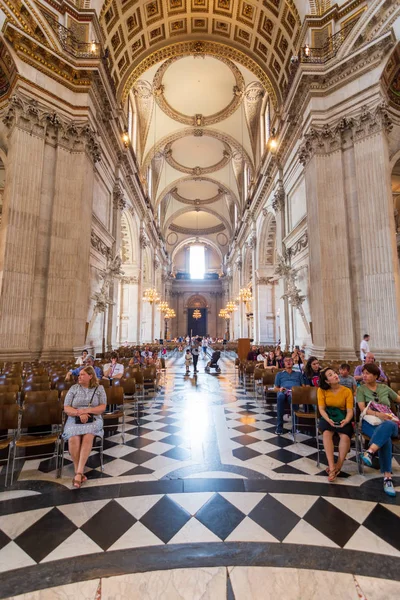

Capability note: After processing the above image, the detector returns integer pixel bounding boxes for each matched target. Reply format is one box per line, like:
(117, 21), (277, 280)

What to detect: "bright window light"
(190, 245), (205, 279)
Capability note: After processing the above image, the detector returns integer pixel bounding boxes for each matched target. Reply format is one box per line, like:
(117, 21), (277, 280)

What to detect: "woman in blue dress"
(63, 366), (107, 488)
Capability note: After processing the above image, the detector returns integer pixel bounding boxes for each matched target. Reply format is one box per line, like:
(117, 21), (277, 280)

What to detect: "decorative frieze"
(298, 103), (393, 166)
(122, 275), (139, 284)
(2, 93), (101, 163)
(140, 232), (149, 248)
(247, 234), (256, 249)
(91, 230), (112, 259)
(289, 232), (308, 258)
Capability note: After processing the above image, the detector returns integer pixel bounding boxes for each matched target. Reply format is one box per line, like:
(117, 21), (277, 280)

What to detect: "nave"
(0, 353), (399, 600)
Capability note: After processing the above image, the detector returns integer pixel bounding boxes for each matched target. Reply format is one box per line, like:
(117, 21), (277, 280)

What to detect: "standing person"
(304, 356), (321, 387)
(202, 337), (208, 358)
(184, 349), (193, 375)
(191, 341), (200, 373)
(317, 368), (354, 482)
(357, 363), (400, 497)
(360, 334), (370, 362)
(273, 357), (305, 435)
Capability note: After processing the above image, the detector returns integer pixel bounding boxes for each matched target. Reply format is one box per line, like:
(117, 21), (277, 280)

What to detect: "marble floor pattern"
(0, 352), (400, 599)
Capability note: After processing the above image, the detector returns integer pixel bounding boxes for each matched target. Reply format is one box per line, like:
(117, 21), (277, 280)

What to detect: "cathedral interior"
(0, 0), (399, 598)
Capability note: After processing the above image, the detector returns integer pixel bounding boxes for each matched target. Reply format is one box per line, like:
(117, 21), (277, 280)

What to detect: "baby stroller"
(205, 350), (221, 373)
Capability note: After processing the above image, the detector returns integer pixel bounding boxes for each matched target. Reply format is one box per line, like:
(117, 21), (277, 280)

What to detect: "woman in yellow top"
(317, 367), (354, 482)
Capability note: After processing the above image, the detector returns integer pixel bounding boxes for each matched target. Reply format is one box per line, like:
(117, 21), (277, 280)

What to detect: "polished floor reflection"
(0, 352), (399, 599)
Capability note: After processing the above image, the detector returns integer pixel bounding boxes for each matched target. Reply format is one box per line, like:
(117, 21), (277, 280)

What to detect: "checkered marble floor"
(0, 489), (400, 572)
(1, 353), (400, 598)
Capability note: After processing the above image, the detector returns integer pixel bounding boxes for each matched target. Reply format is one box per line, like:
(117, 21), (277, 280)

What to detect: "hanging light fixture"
(239, 287), (253, 303)
(226, 300), (238, 314)
(143, 288), (160, 304)
(193, 309), (201, 320)
(157, 301), (169, 314)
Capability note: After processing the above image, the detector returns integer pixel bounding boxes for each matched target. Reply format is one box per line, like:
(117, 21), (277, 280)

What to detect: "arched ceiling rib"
(99, 0), (302, 105)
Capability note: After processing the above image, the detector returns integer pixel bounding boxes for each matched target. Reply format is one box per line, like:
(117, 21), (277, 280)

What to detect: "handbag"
(326, 406), (346, 424)
(74, 386), (98, 424)
(360, 401), (385, 426)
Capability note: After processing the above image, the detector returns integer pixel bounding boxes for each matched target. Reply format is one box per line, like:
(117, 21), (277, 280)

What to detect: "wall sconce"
(90, 40), (97, 54)
(269, 128), (277, 151)
(304, 44), (310, 57)
(122, 129), (129, 148)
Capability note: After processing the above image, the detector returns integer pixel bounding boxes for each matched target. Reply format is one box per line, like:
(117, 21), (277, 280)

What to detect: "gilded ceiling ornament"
(170, 187), (225, 206)
(155, 175), (239, 211)
(121, 40), (278, 108)
(169, 223), (226, 235)
(160, 135), (234, 175)
(152, 54), (245, 126)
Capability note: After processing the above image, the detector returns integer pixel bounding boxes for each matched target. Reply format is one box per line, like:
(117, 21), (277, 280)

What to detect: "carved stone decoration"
(152, 55), (245, 127)
(272, 180), (285, 213)
(247, 234), (257, 249)
(169, 223), (225, 235)
(257, 277), (273, 285)
(113, 180), (126, 211)
(163, 138), (232, 176)
(2, 93), (101, 163)
(289, 232), (308, 257)
(170, 186), (225, 206)
(139, 231), (149, 248)
(236, 256), (243, 271)
(298, 103), (393, 166)
(122, 276), (139, 284)
(150, 151), (164, 202)
(132, 80), (154, 161)
(275, 252), (310, 334)
(154, 258), (160, 270)
(91, 230), (112, 259)
(243, 81), (265, 162)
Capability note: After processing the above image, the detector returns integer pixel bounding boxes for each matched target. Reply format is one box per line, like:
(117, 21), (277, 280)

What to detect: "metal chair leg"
(315, 416), (320, 467)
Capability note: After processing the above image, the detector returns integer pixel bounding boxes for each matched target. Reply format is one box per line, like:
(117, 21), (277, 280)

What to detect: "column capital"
(2, 91), (101, 163)
(113, 181), (126, 211)
(272, 180), (285, 212)
(298, 102), (392, 166)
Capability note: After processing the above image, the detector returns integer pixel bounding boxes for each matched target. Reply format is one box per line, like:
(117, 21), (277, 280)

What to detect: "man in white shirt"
(360, 334), (370, 361)
(103, 352), (124, 381)
(141, 346), (153, 359)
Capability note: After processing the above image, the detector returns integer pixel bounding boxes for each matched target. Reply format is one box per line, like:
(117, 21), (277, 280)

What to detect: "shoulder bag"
(74, 386), (98, 424)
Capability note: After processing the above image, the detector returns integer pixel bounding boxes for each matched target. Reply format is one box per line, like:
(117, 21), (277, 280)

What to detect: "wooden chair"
(0, 392), (18, 406)
(104, 386), (125, 442)
(0, 404), (19, 486)
(0, 384), (20, 395)
(11, 400), (63, 484)
(262, 372), (278, 406)
(0, 377), (22, 389)
(291, 387), (319, 454)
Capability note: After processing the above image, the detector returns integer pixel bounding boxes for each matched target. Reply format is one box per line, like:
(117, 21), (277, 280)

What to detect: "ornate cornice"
(169, 223), (225, 235)
(153, 55), (244, 127)
(2, 92), (101, 163)
(298, 102), (392, 166)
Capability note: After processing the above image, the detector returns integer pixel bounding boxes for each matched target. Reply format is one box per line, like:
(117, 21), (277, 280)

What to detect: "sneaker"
(275, 427), (284, 435)
(283, 414), (290, 422)
(383, 478), (396, 497)
(361, 451), (373, 468)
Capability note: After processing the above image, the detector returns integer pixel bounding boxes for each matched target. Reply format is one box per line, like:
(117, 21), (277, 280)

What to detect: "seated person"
(102, 352), (124, 381)
(257, 350), (266, 362)
(62, 366), (106, 489)
(304, 356), (321, 387)
(317, 367), (354, 482)
(357, 363), (400, 497)
(264, 350), (277, 370)
(339, 363), (357, 394)
(354, 352), (387, 383)
(66, 356), (102, 381)
(141, 346), (153, 359)
(75, 349), (88, 366)
(207, 350), (221, 368)
(275, 349), (285, 368)
(128, 350), (142, 367)
(247, 346), (258, 361)
(273, 357), (305, 435)
(292, 355), (303, 373)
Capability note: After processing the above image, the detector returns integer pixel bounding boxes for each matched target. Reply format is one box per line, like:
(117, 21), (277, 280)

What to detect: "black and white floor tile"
(0, 352), (400, 599)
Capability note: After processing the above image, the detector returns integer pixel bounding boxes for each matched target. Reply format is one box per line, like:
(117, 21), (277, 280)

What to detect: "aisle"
(0, 355), (399, 599)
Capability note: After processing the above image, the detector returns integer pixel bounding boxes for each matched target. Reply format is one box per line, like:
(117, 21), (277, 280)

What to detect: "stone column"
(107, 181), (126, 350)
(352, 105), (400, 358)
(299, 125), (357, 359)
(119, 275), (139, 343)
(0, 96), (46, 358)
(272, 183), (289, 349)
(249, 227), (258, 343)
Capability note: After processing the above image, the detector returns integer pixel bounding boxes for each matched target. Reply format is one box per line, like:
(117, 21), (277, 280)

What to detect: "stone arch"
(186, 294), (209, 308)
(257, 212), (277, 268)
(155, 176), (240, 212)
(163, 206), (232, 237)
(171, 236), (224, 266)
(121, 209), (139, 265)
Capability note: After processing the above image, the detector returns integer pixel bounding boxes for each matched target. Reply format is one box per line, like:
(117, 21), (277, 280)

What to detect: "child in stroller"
(205, 350), (221, 373)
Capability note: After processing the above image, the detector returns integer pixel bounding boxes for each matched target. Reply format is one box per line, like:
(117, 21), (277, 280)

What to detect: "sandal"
(72, 473), (84, 489)
(328, 468), (338, 482)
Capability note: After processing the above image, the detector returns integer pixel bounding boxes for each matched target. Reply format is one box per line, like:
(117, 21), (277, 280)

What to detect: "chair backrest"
(105, 386), (124, 406)
(100, 378), (111, 387)
(0, 384), (19, 394)
(133, 372), (144, 385)
(120, 378), (136, 395)
(292, 386), (317, 405)
(143, 367), (156, 380)
(0, 392), (18, 405)
(0, 377), (22, 387)
(262, 372), (276, 386)
(22, 382), (51, 393)
(160, 358), (166, 369)
(254, 368), (265, 381)
(390, 382), (400, 394)
(0, 403), (19, 430)
(21, 401), (63, 427)
(25, 375), (49, 384)
(24, 390), (58, 404)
